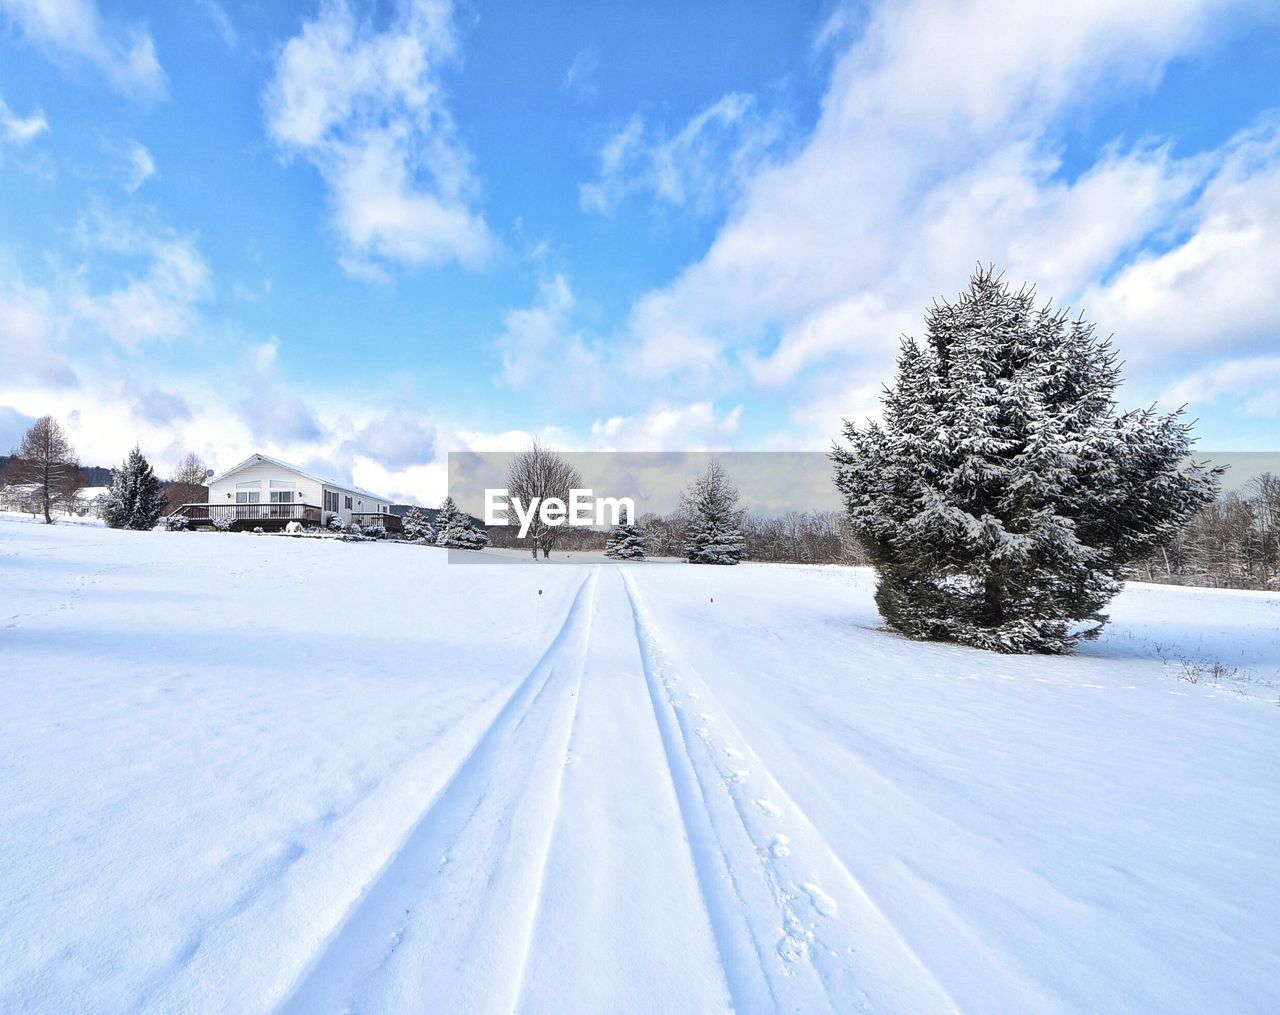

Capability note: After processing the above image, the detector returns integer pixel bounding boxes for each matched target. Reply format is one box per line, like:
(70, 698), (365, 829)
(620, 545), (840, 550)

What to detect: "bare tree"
(1141, 473), (1280, 590)
(504, 438), (583, 558)
(6, 416), (81, 523)
(166, 452), (209, 514)
(1249, 472), (1280, 585)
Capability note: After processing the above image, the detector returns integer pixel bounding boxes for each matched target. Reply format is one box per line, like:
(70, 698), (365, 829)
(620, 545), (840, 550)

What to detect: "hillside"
(1, 518), (1277, 1012)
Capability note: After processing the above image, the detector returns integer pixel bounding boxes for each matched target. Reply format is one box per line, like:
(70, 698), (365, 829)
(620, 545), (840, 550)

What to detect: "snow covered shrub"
(682, 462), (745, 565)
(212, 516), (234, 532)
(605, 519), (647, 560)
(832, 266), (1220, 654)
(325, 512), (343, 531)
(102, 446), (168, 530)
(252, 526), (264, 534)
(362, 523), (387, 539)
(165, 515), (190, 532)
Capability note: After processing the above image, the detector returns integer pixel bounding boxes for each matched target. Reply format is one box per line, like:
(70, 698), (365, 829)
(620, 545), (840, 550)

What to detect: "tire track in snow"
(277, 569), (597, 1014)
(621, 570), (958, 1014)
(512, 567), (734, 1013)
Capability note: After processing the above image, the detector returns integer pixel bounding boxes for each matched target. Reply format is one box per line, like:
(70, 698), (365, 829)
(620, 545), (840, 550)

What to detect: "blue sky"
(1, 0), (1278, 502)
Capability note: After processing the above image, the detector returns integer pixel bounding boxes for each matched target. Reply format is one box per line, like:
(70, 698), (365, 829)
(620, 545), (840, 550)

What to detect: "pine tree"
(435, 496), (487, 550)
(103, 446), (168, 531)
(832, 266), (1220, 654)
(682, 462), (746, 565)
(403, 505), (434, 542)
(604, 518), (648, 560)
(434, 496), (465, 546)
(456, 520), (491, 550)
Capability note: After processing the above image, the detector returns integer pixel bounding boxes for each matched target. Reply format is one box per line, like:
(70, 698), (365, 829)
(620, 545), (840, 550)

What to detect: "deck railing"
(351, 511), (404, 533)
(171, 502), (324, 525)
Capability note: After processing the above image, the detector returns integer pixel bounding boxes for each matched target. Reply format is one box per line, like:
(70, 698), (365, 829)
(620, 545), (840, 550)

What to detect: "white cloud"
(0, 219), (452, 501)
(0, 277), (76, 387)
(264, 0), (493, 275)
(123, 140), (155, 192)
(1160, 355), (1280, 416)
(589, 402), (743, 451)
(1082, 120), (1280, 370)
(580, 93), (781, 215)
(561, 46), (599, 100)
(0, 94), (48, 145)
(74, 221), (212, 348)
(493, 274), (603, 396)
(199, 0), (236, 48)
(0, 0), (166, 100)
(609, 0), (1270, 445)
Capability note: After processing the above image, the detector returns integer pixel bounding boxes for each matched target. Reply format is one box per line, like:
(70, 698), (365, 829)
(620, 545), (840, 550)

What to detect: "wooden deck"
(351, 512), (404, 534)
(169, 502), (323, 532)
(168, 503), (404, 534)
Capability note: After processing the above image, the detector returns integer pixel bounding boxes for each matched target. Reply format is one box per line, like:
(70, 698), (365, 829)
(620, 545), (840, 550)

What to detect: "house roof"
(207, 453), (392, 503)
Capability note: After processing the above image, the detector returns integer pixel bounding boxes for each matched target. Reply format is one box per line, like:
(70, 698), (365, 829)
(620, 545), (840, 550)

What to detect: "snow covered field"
(1, 517), (1278, 1014)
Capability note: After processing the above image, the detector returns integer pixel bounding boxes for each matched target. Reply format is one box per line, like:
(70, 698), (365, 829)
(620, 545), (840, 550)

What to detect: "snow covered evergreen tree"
(434, 496), (466, 546)
(682, 462), (746, 565)
(604, 514), (648, 560)
(403, 505), (434, 542)
(456, 520), (491, 550)
(832, 266), (1219, 654)
(435, 496), (487, 550)
(103, 446), (168, 531)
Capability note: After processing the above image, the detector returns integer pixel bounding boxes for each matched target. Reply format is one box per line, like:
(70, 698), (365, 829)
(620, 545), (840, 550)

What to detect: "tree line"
(1, 415), (209, 528)
(1135, 474), (1280, 590)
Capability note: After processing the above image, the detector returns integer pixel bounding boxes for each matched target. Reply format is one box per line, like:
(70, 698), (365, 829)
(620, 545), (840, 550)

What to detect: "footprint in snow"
(776, 930), (811, 963)
(755, 798), (781, 817)
(768, 834), (790, 858)
(801, 881), (838, 917)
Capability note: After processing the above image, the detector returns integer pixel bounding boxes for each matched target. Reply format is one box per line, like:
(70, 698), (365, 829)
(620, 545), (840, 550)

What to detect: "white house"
(175, 453), (400, 532)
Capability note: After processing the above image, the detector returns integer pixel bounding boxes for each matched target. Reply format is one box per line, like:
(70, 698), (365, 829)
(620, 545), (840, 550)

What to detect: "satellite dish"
(205, 469), (214, 478)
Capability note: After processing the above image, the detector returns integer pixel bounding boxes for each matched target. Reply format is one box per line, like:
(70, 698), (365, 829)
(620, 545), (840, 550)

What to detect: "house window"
(324, 490), (339, 513)
(345, 495), (353, 510)
(269, 491), (294, 503)
(235, 492), (260, 504)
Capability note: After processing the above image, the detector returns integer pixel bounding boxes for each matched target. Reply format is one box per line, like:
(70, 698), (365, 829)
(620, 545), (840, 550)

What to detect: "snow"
(1, 518), (1278, 1012)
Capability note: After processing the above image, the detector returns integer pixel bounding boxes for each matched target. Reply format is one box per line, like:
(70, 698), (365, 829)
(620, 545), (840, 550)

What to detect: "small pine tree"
(682, 462), (746, 565)
(832, 266), (1220, 654)
(434, 496), (465, 546)
(435, 496), (486, 550)
(403, 505), (433, 541)
(456, 520), (491, 550)
(103, 446), (168, 530)
(604, 518), (648, 560)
